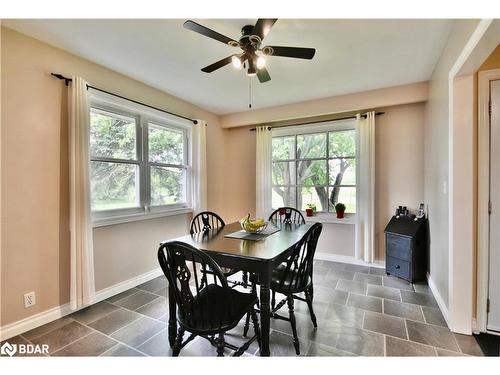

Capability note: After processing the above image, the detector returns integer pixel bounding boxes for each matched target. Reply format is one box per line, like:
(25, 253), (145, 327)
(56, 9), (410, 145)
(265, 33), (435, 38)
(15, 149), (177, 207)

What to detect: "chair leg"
(287, 295), (300, 355)
(215, 332), (225, 357)
(172, 327), (185, 357)
(250, 307), (262, 350)
(243, 312), (251, 337)
(271, 291), (276, 310)
(242, 271), (248, 288)
(251, 283), (259, 308)
(305, 286), (318, 328)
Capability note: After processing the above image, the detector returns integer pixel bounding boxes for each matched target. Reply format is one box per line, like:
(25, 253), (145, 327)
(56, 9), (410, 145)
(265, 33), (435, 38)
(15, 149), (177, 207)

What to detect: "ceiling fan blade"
(184, 20), (239, 47)
(201, 56), (234, 73)
(252, 19), (278, 41)
(257, 67), (271, 83)
(264, 46), (316, 59)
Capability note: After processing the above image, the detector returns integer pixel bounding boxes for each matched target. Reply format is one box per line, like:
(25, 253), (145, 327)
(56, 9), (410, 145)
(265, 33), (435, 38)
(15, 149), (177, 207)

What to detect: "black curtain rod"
(51, 73), (198, 124)
(249, 111), (385, 131)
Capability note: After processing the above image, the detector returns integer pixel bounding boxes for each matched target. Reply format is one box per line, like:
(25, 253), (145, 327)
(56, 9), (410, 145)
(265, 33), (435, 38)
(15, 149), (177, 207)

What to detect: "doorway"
(478, 68), (500, 334)
(488, 78), (500, 332)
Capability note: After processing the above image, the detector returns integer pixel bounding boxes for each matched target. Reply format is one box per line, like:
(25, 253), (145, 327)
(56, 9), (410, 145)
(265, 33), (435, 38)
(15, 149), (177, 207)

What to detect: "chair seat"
(178, 284), (257, 334)
(250, 264), (311, 293)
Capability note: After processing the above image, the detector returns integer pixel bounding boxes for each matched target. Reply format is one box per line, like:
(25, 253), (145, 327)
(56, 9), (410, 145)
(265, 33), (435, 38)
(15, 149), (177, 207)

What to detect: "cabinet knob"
(395, 265), (400, 269)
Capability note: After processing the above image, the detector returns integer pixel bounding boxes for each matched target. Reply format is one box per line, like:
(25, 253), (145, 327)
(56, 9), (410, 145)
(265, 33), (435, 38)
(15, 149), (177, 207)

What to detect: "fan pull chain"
(248, 77), (252, 109)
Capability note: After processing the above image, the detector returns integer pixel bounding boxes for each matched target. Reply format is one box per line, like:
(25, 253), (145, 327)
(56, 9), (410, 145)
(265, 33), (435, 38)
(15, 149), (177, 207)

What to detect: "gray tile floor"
(2, 260), (485, 357)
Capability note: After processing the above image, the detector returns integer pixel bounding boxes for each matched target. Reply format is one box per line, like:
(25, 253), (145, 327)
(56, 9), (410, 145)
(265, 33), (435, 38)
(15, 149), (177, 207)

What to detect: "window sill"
(92, 207), (193, 228)
(304, 213), (356, 225)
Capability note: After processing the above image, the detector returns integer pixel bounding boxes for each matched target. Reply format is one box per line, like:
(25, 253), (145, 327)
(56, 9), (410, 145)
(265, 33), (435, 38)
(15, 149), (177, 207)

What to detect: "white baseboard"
(0, 303), (73, 342)
(93, 268), (163, 303)
(426, 272), (450, 327)
(0, 267), (163, 341)
(315, 252), (386, 269)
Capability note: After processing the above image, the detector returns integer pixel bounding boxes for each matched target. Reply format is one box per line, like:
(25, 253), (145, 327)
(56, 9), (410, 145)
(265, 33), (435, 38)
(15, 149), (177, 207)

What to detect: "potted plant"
(335, 203), (346, 219)
(306, 203), (316, 217)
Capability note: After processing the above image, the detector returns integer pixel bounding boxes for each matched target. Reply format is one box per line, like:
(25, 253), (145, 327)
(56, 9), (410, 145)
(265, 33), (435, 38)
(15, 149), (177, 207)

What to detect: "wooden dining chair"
(247, 222), (323, 355)
(190, 211), (248, 287)
(189, 211), (226, 235)
(268, 207), (306, 225)
(158, 241), (261, 356)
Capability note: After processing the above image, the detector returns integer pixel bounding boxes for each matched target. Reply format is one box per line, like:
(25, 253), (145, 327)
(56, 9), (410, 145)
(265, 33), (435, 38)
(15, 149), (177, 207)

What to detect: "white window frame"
(89, 89), (193, 227)
(271, 119), (357, 216)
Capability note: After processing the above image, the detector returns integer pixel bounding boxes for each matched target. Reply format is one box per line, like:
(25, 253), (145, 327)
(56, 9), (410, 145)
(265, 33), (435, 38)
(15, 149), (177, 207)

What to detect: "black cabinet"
(384, 216), (428, 283)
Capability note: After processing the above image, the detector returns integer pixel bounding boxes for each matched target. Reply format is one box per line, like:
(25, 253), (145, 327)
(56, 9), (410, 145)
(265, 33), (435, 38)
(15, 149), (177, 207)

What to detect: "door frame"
(477, 68), (500, 333)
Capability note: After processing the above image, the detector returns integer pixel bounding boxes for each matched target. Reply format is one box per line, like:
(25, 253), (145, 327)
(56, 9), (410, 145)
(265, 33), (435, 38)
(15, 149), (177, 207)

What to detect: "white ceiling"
(4, 19), (453, 115)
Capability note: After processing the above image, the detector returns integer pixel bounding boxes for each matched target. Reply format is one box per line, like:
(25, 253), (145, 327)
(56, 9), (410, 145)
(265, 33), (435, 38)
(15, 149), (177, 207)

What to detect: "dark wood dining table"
(165, 221), (313, 356)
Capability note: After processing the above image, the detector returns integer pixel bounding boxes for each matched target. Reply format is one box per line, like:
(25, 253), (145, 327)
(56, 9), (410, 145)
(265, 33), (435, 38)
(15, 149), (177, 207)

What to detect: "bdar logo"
(1, 341), (49, 356)
(1, 342), (17, 357)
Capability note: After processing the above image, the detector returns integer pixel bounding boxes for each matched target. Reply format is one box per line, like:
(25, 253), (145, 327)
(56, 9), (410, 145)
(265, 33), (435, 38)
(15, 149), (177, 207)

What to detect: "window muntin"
(272, 128), (356, 213)
(89, 101), (190, 219)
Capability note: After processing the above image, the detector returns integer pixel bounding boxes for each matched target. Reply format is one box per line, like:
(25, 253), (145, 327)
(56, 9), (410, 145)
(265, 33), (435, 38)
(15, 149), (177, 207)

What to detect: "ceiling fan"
(183, 19), (316, 83)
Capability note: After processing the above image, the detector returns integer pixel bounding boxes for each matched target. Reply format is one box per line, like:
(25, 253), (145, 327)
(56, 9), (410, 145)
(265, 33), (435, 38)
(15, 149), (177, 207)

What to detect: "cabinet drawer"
(386, 234), (413, 261)
(386, 256), (410, 280)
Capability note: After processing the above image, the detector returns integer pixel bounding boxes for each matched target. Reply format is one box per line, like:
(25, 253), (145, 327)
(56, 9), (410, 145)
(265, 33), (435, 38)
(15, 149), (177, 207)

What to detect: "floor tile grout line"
(361, 324), (409, 342)
(101, 314), (163, 342)
(116, 293), (161, 316)
(107, 288), (141, 304)
(420, 305), (427, 324)
(132, 326), (176, 351)
(135, 295), (168, 315)
(98, 342), (122, 357)
(404, 316), (449, 330)
(20, 318), (76, 343)
(49, 331), (94, 356)
(66, 314), (151, 357)
(72, 302), (123, 327)
(403, 317), (410, 341)
(450, 331), (465, 354)
(92, 310), (143, 336)
(386, 333), (441, 355)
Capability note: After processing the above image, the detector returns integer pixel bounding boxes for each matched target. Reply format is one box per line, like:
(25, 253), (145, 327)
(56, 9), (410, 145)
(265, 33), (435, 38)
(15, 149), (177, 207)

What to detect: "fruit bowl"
(240, 214), (268, 233)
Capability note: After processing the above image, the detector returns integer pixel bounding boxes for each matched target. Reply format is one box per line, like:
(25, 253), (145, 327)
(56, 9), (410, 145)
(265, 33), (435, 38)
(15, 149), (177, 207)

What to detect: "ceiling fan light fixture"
(256, 56), (266, 69)
(231, 55), (242, 69)
(247, 66), (257, 76)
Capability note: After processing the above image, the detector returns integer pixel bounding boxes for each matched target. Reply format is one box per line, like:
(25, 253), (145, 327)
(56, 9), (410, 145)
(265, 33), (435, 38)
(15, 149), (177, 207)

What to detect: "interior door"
(488, 79), (500, 332)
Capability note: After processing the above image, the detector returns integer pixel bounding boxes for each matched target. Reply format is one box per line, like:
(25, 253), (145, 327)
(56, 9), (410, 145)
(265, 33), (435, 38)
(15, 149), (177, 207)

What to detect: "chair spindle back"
(190, 211), (225, 234)
(275, 222), (323, 292)
(268, 207), (306, 225)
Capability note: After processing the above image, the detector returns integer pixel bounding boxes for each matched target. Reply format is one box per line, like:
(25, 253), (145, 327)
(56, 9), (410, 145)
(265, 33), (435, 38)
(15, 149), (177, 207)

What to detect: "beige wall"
(0, 27), (225, 326)
(424, 19), (481, 308)
(479, 44), (500, 71)
(375, 103), (425, 259)
(220, 81), (428, 128)
(222, 102), (425, 260)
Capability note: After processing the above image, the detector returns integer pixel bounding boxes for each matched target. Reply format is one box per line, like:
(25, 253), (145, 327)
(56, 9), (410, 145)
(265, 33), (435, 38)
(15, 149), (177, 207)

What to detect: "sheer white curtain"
(69, 76), (95, 309)
(255, 126), (272, 218)
(355, 112), (376, 262)
(191, 120), (207, 213)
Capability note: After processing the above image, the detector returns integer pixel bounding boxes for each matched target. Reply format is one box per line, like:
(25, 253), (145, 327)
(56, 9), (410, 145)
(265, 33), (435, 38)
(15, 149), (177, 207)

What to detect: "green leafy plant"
(307, 203), (317, 212)
(335, 203), (346, 212)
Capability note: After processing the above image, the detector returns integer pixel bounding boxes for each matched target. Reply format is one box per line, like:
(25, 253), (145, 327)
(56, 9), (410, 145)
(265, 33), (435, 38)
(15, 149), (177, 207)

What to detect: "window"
(89, 90), (191, 223)
(271, 121), (356, 213)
